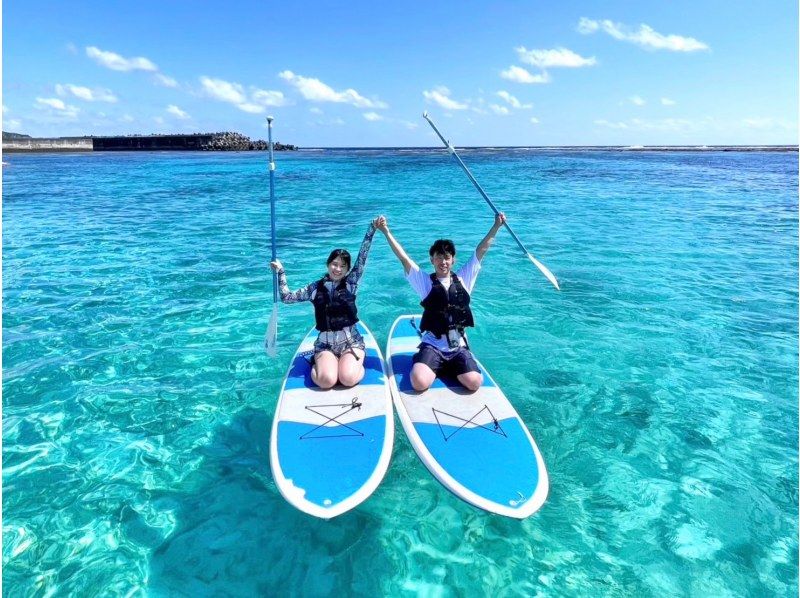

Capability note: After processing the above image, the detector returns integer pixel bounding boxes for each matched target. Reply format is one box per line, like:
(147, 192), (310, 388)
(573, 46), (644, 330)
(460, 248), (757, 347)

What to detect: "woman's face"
(327, 257), (350, 281)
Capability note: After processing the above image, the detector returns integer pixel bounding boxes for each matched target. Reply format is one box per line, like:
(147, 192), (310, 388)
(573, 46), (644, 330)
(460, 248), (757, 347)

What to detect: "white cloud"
(490, 104), (510, 116)
(35, 97), (79, 118)
(2, 105), (7, 113)
(154, 116), (165, 124)
(630, 95), (646, 106)
(530, 117), (540, 125)
(167, 105), (190, 119)
(66, 42), (78, 55)
(741, 117), (796, 131)
(516, 46), (596, 68)
(237, 103), (265, 114)
(577, 18), (709, 52)
(422, 86), (468, 110)
(496, 91), (533, 109)
(6, 118), (22, 129)
(594, 119), (629, 129)
(86, 46), (158, 71)
(251, 89), (288, 107)
(595, 117), (704, 132)
(661, 97), (676, 106)
(56, 83), (118, 103)
(120, 114), (135, 122)
(279, 70), (387, 109)
(200, 76), (247, 104)
(401, 120), (419, 130)
(154, 73), (178, 88)
(363, 112), (383, 121)
(500, 66), (550, 84)
(200, 77), (288, 113)
(309, 107), (323, 114)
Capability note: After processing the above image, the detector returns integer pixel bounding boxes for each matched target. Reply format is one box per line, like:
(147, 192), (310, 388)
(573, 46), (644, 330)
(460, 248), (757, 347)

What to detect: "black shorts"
(411, 343), (480, 378)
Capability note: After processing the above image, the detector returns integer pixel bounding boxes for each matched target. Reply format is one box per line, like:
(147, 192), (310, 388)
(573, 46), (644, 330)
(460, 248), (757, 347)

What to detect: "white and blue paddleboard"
(386, 315), (548, 518)
(270, 322), (394, 518)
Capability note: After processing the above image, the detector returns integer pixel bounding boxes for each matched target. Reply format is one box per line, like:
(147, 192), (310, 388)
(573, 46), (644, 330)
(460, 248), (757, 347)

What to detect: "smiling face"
(327, 256), (350, 281)
(430, 251), (455, 278)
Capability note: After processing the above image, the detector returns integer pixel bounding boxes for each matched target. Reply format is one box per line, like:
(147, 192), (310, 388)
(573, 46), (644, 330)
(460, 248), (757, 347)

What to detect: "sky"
(3, 0), (798, 146)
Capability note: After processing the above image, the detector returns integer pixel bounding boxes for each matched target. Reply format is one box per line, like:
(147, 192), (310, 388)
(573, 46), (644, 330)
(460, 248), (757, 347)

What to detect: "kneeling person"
(376, 213), (506, 392)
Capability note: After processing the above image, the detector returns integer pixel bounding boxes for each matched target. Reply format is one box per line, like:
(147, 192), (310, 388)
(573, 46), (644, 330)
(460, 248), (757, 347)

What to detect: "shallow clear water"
(3, 148), (797, 596)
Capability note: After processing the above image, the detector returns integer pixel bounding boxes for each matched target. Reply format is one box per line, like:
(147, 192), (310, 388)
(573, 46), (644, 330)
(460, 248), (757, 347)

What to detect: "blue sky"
(3, 0), (797, 146)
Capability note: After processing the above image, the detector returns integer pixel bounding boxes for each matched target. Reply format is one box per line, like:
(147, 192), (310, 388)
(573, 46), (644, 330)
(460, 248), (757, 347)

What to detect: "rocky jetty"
(199, 131), (296, 151)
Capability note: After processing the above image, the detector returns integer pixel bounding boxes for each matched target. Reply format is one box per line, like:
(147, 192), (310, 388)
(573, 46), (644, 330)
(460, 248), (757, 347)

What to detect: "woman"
(270, 218), (379, 389)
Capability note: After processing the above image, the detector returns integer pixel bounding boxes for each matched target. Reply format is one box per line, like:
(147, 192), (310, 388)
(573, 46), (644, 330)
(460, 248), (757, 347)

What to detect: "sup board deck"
(270, 321), (393, 518)
(386, 315), (548, 518)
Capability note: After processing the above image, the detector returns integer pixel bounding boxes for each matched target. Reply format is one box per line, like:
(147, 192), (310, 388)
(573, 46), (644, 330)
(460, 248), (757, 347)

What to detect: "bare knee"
(459, 373), (483, 392)
(411, 371), (433, 392)
(339, 367), (364, 388)
(313, 368), (337, 389)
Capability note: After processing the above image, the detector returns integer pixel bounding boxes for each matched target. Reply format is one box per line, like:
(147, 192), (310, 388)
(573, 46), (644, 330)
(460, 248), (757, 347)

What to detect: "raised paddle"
(422, 111), (560, 290)
(264, 116), (279, 356)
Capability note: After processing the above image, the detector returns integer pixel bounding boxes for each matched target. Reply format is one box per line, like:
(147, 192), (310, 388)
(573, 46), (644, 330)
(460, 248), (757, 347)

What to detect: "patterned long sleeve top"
(276, 222), (376, 304)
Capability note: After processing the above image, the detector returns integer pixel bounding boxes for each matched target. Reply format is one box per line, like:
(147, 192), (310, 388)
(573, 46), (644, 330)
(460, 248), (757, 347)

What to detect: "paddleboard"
(386, 315), (548, 518)
(270, 322), (393, 518)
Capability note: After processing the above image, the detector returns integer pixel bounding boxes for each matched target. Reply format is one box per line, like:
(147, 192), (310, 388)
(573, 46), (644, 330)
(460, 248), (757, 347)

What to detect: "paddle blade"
(264, 303), (278, 357)
(527, 253), (560, 291)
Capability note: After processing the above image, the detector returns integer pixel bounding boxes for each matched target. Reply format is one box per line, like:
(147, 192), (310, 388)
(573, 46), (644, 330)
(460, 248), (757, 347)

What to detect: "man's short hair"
(429, 239), (456, 257)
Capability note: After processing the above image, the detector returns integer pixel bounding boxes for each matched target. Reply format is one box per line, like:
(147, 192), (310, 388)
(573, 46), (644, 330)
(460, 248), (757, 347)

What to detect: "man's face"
(430, 252), (455, 277)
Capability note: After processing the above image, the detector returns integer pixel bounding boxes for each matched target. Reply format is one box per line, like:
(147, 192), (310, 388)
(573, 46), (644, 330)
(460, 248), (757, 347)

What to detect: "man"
(375, 213), (506, 392)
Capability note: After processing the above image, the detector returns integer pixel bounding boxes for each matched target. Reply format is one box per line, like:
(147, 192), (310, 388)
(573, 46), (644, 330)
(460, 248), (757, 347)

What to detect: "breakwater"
(2, 132), (296, 153)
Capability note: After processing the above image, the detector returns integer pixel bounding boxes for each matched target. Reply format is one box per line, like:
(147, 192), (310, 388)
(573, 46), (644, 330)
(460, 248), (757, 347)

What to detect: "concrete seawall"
(3, 132), (295, 153)
(4, 137), (94, 152)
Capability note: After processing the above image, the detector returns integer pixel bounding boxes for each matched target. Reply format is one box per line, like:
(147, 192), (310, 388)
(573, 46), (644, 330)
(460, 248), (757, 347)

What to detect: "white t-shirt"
(405, 252), (481, 352)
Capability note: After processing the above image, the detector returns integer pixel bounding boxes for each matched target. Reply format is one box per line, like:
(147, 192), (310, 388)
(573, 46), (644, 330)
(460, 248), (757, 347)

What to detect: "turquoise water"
(3, 148), (797, 596)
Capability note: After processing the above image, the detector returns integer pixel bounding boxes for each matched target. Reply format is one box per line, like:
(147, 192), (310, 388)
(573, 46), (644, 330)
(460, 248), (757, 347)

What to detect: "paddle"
(264, 116), (279, 356)
(422, 112), (560, 290)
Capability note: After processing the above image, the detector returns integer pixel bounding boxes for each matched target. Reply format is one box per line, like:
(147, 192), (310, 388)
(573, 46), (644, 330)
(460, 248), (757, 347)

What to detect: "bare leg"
(338, 348), (366, 387)
(457, 371), (483, 392)
(410, 363), (437, 392)
(311, 351), (338, 389)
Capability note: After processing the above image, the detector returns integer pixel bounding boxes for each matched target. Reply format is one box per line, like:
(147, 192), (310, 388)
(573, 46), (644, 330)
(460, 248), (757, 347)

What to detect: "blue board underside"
(414, 417), (539, 507)
(277, 415), (387, 507)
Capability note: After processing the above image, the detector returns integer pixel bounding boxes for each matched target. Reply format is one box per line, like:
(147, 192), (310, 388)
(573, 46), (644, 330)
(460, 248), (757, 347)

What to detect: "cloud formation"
(500, 66), (550, 84)
(35, 97), (79, 117)
(86, 46), (158, 71)
(422, 87), (468, 110)
(279, 70), (387, 109)
(577, 18), (709, 52)
(56, 83), (118, 103)
(490, 104), (510, 116)
(154, 73), (178, 88)
(167, 105), (189, 119)
(200, 77), (288, 113)
(661, 97), (676, 106)
(496, 90), (533, 109)
(516, 47), (597, 68)
(630, 95), (646, 106)
(363, 112), (383, 121)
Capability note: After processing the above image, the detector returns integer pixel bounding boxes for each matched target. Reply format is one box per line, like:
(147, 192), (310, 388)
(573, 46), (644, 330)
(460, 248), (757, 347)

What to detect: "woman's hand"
(269, 259), (284, 272)
(373, 215), (388, 233)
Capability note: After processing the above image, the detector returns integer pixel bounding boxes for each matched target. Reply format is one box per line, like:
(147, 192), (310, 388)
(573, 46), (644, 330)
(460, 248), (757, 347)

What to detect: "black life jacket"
(312, 277), (359, 332)
(419, 273), (474, 338)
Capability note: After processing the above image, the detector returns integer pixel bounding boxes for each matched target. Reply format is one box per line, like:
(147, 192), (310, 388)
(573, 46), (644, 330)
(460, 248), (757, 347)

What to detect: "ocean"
(3, 148), (797, 596)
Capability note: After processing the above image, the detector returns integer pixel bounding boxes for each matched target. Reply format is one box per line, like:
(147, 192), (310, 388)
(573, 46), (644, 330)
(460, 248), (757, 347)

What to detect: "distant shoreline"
(2, 131), (296, 153)
(299, 145), (798, 152)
